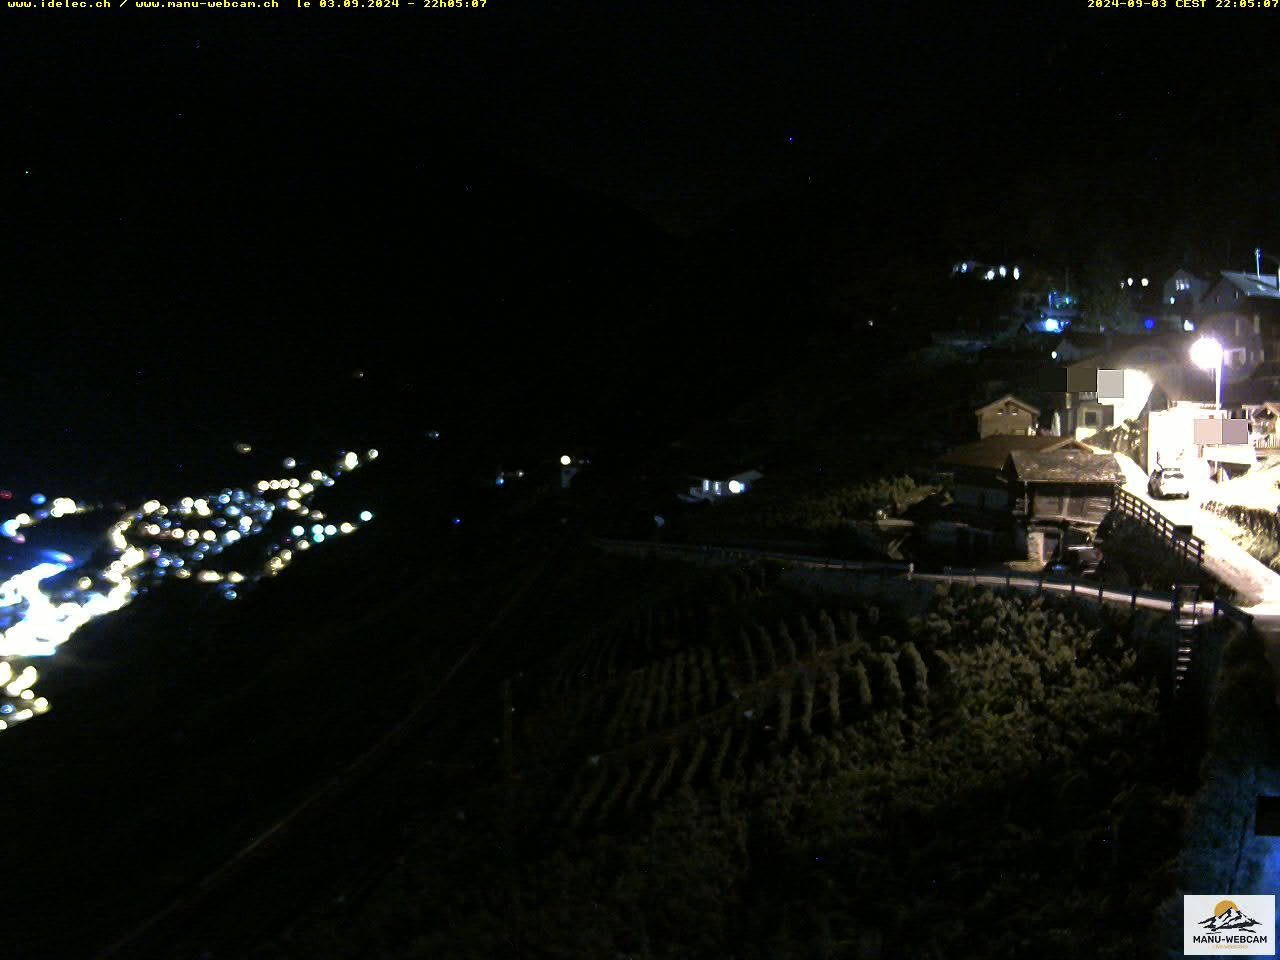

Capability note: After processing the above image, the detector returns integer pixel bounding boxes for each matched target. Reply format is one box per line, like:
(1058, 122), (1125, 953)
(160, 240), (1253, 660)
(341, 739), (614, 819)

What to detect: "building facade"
(1197, 272), (1280, 380)
(975, 394), (1039, 439)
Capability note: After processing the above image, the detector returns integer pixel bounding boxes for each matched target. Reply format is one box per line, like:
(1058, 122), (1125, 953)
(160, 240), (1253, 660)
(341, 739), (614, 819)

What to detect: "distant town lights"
(560, 455), (572, 466)
(1127, 277), (1134, 286)
(1012, 266), (1020, 280)
(1141, 277), (1149, 287)
(728, 480), (743, 494)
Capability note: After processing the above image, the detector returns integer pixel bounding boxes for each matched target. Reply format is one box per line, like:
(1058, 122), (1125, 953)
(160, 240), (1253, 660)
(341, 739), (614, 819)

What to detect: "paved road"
(1110, 453), (1280, 693)
(594, 539), (1223, 618)
(1112, 453), (1280, 607)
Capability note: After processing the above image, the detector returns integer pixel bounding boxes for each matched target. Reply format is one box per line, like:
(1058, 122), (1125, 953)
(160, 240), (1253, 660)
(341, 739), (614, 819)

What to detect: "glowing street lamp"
(1190, 336), (1224, 409)
(560, 454), (572, 466)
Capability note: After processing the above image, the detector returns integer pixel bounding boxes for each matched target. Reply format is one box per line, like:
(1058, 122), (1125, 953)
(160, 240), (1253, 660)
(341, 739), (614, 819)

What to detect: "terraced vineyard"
(273, 557), (1208, 960)
(537, 600), (939, 835)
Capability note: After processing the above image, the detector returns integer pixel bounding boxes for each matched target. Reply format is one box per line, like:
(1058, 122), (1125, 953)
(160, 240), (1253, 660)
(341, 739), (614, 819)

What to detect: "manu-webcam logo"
(1184, 895), (1275, 955)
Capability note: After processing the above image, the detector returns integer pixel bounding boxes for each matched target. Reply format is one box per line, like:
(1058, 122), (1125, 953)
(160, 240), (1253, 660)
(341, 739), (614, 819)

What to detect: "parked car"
(1148, 467), (1190, 500)
(1044, 543), (1106, 579)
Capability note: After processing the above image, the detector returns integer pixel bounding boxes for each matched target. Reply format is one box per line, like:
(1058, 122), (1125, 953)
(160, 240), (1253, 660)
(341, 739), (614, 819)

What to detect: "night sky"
(7, 5), (1261, 240)
(1, 6), (1277, 465)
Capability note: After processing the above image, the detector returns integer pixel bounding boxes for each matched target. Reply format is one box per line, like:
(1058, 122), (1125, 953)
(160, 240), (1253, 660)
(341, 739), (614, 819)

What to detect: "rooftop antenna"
(1255, 248), (1280, 290)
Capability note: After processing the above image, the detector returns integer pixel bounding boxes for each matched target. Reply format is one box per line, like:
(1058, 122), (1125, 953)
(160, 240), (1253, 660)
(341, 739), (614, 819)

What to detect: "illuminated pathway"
(0, 448), (379, 732)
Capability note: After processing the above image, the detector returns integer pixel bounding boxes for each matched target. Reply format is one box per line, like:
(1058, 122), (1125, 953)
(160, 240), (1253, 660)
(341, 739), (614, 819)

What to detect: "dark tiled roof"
(1219, 271), (1280, 300)
(937, 435), (1087, 472)
(1005, 450), (1122, 484)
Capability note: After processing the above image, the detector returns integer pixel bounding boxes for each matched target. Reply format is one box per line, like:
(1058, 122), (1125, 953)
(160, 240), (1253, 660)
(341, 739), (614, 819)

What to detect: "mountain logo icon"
(1198, 900), (1262, 933)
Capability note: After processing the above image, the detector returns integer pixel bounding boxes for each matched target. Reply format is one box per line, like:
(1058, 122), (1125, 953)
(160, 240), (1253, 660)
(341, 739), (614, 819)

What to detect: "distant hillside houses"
(679, 467), (763, 504)
(950, 259), (1020, 281)
(944, 254), (1280, 352)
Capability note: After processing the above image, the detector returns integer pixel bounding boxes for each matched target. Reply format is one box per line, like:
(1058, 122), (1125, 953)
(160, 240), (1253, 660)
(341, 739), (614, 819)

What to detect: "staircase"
(1173, 582), (1200, 690)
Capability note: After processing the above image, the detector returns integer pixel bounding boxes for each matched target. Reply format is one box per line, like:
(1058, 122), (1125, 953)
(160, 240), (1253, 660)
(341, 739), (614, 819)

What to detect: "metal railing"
(1111, 486), (1205, 565)
(1212, 596), (1255, 628)
(593, 538), (1229, 619)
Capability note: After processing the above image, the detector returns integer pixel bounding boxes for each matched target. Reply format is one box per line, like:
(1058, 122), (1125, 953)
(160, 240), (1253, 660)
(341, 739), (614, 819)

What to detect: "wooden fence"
(593, 538), (1253, 625)
(1110, 486), (1205, 566)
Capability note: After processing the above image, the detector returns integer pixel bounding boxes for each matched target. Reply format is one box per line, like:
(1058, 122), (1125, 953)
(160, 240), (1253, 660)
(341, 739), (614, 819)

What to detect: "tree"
(1078, 244), (1138, 333)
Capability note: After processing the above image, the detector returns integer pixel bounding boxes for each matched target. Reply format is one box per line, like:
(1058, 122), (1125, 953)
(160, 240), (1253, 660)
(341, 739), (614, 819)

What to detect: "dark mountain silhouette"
(1199, 906), (1261, 932)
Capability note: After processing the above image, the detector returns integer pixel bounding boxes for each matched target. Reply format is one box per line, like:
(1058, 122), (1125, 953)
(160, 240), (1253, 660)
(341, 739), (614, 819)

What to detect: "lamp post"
(1190, 336), (1225, 486)
(1190, 336), (1223, 411)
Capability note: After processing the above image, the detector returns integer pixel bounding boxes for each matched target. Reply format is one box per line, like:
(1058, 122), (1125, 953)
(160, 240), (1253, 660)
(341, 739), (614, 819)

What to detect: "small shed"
(936, 435), (1090, 514)
(1002, 449), (1121, 561)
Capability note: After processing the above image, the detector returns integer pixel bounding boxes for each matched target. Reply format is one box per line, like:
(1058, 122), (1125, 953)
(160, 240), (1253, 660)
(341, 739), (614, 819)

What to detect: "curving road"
(1109, 453), (1280, 696)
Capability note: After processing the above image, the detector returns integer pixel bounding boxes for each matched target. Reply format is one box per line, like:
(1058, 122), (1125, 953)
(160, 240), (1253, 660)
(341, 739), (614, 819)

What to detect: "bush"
(1205, 500), (1280, 575)
(677, 474), (939, 543)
